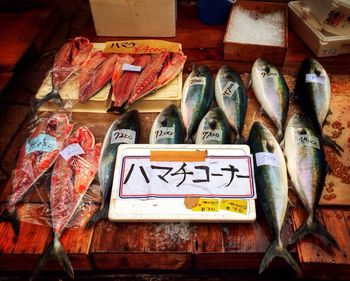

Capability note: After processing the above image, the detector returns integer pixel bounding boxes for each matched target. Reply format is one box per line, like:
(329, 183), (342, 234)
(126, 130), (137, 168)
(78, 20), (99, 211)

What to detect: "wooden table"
(0, 2), (349, 280)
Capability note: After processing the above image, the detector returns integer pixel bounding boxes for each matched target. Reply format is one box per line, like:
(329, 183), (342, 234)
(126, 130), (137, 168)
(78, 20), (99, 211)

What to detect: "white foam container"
(289, 1), (350, 57)
(300, 0), (350, 36)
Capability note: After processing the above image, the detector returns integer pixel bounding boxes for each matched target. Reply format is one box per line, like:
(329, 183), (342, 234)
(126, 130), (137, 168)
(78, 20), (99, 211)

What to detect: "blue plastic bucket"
(197, 0), (235, 25)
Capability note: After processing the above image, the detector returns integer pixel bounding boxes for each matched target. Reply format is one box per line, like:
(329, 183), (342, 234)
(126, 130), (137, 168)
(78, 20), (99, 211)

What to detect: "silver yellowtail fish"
(181, 65), (213, 143)
(284, 113), (338, 248)
(215, 65), (247, 143)
(86, 110), (140, 228)
(195, 107), (231, 144)
(295, 57), (343, 155)
(150, 104), (184, 144)
(248, 122), (300, 274)
(251, 58), (289, 142)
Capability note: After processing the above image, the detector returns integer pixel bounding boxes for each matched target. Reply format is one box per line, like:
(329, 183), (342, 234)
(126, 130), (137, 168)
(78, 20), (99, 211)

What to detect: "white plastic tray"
(109, 144), (256, 222)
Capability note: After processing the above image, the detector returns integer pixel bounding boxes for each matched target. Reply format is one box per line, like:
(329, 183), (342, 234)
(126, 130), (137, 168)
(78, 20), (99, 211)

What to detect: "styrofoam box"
(289, 1), (350, 57)
(109, 144), (256, 223)
(89, 0), (176, 37)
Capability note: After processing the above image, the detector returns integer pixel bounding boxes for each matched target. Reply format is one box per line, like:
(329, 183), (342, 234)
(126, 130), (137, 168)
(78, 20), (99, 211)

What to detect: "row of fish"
(36, 37), (186, 111)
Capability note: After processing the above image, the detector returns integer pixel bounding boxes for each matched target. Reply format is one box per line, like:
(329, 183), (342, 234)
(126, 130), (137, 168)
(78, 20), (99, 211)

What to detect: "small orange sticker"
(150, 150), (207, 162)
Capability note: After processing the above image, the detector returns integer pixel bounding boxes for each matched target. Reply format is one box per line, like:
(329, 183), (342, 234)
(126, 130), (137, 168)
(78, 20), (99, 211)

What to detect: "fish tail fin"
(85, 206), (109, 229)
(32, 87), (63, 112)
(0, 208), (20, 237)
(30, 236), (74, 281)
(234, 135), (246, 144)
(185, 136), (193, 144)
(259, 239), (300, 274)
(321, 135), (344, 156)
(289, 216), (339, 249)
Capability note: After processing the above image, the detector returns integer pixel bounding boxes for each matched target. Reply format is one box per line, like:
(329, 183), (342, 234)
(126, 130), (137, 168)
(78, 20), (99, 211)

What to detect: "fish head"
(286, 112), (319, 142)
(248, 122), (278, 152)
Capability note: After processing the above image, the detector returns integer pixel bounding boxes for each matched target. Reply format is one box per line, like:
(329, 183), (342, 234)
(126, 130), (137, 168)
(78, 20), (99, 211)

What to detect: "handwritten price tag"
(255, 152), (280, 167)
(25, 134), (57, 154)
(305, 74), (325, 84)
(297, 134), (320, 149)
(192, 199), (219, 212)
(60, 143), (85, 161)
(111, 129), (136, 144)
(200, 129), (223, 142)
(154, 127), (175, 141)
(104, 40), (181, 54)
(222, 81), (239, 97)
(189, 77), (206, 86)
(220, 199), (248, 214)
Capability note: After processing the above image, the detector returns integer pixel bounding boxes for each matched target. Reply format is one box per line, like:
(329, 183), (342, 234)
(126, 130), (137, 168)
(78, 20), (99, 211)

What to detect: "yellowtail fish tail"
(275, 129), (284, 143)
(0, 208), (20, 237)
(322, 135), (344, 156)
(289, 216), (339, 250)
(234, 135), (246, 144)
(85, 206), (109, 229)
(32, 86), (64, 112)
(30, 235), (74, 281)
(259, 239), (301, 274)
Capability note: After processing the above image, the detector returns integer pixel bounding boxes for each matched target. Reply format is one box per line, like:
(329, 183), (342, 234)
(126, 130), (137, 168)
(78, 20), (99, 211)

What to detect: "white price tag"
(200, 129), (223, 141)
(189, 77), (206, 86)
(122, 63), (142, 72)
(222, 81), (239, 97)
(255, 152), (280, 167)
(60, 143), (85, 161)
(297, 134), (320, 149)
(153, 127), (175, 140)
(305, 74), (325, 84)
(111, 129), (136, 144)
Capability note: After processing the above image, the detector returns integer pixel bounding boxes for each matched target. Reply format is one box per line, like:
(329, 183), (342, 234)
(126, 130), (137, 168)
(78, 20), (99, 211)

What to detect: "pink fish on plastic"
(31, 126), (101, 279)
(156, 52), (187, 87)
(128, 52), (170, 104)
(113, 55), (151, 108)
(0, 113), (73, 236)
(79, 53), (119, 102)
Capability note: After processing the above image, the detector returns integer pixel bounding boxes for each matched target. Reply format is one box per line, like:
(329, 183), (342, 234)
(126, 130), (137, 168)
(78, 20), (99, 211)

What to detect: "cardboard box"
(89, 0), (176, 37)
(223, 1), (288, 65)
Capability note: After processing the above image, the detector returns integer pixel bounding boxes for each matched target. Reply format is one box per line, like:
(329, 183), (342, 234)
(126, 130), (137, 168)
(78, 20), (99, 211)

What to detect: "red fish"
(31, 126), (101, 279)
(0, 113), (73, 236)
(79, 53), (119, 102)
(156, 52), (187, 87)
(128, 52), (170, 104)
(113, 55), (151, 108)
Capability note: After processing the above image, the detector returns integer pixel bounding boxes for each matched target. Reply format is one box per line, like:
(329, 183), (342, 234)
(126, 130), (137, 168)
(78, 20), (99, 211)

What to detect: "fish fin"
(32, 87), (64, 113)
(185, 136), (193, 144)
(0, 208), (20, 237)
(85, 206), (109, 229)
(328, 109), (333, 115)
(31, 236), (74, 281)
(248, 74), (252, 89)
(289, 216), (339, 250)
(30, 241), (54, 281)
(259, 240), (300, 274)
(279, 138), (285, 151)
(321, 135), (344, 156)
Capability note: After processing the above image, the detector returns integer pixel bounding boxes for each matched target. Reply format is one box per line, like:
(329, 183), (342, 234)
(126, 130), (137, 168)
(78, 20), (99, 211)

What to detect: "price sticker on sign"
(108, 144), (257, 223)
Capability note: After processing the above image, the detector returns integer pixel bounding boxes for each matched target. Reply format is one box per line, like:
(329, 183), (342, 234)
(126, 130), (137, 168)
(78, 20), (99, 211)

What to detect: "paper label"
(60, 143), (85, 161)
(189, 77), (206, 86)
(192, 199), (219, 212)
(222, 81), (239, 97)
(122, 63), (141, 72)
(297, 134), (320, 149)
(25, 134), (57, 154)
(261, 70), (278, 79)
(305, 74), (325, 84)
(119, 155), (256, 199)
(111, 129), (136, 144)
(219, 199), (248, 214)
(104, 40), (181, 54)
(153, 127), (175, 141)
(200, 130), (223, 141)
(255, 152), (280, 167)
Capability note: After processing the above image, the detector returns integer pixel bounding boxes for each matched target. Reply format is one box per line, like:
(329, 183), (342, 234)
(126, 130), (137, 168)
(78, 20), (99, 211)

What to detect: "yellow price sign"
(192, 199), (219, 212)
(104, 40), (182, 54)
(219, 199), (248, 214)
